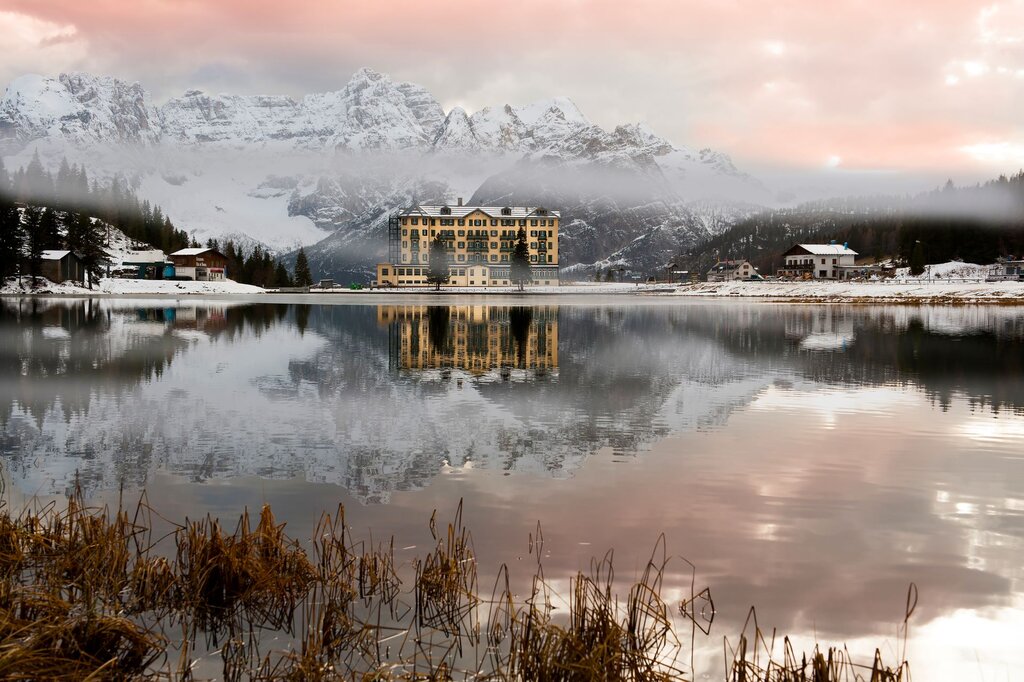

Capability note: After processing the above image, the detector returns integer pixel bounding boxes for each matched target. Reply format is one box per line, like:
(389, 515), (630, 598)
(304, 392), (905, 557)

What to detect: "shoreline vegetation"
(0, 486), (913, 680)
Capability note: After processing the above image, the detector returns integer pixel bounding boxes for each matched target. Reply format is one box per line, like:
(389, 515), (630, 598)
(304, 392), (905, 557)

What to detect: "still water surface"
(1, 296), (1022, 679)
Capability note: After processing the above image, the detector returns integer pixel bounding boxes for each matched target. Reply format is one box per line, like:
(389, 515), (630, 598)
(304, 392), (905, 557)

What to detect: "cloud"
(0, 11), (88, 79)
(0, 1), (1021, 175)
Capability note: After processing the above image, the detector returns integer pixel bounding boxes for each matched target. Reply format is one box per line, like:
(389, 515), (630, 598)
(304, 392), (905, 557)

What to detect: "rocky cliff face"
(0, 68), (768, 278)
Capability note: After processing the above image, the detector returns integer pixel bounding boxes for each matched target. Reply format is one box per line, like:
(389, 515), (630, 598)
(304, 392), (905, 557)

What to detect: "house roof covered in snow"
(785, 244), (858, 257)
(169, 247), (214, 257)
(708, 260), (753, 273)
(401, 205), (561, 219)
(40, 250), (71, 260)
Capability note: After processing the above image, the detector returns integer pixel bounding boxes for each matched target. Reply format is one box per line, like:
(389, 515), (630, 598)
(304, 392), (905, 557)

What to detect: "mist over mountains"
(0, 68), (770, 280)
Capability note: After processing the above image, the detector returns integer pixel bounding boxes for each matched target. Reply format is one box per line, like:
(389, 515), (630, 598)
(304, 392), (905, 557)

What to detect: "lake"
(1, 295), (1022, 680)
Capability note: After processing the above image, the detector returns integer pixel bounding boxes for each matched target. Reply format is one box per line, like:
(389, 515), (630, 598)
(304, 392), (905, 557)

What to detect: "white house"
(706, 260), (758, 282)
(779, 243), (858, 279)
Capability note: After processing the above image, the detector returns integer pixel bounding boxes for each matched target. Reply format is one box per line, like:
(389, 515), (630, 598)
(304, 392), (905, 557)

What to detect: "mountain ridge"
(0, 67), (769, 280)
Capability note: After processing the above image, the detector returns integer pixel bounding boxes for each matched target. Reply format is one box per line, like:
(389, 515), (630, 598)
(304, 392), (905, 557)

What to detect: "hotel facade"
(376, 202), (560, 287)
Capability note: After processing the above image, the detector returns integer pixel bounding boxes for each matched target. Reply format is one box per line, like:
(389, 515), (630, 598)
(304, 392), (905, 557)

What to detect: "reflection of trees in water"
(295, 304), (310, 335)
(508, 306), (532, 367)
(0, 300), (290, 425)
(426, 306), (450, 354)
(661, 305), (1024, 414)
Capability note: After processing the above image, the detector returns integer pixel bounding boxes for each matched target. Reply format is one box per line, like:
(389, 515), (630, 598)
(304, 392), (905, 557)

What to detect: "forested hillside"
(680, 172), (1024, 277)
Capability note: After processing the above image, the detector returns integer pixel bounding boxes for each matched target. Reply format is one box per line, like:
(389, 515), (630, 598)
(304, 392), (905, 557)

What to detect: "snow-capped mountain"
(0, 68), (770, 279)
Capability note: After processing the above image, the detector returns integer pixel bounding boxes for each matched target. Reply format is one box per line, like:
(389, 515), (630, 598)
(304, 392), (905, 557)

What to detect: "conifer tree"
(38, 208), (62, 251)
(0, 160), (23, 283)
(426, 235), (450, 290)
(510, 227), (532, 291)
(23, 206), (44, 285)
(273, 262), (293, 288)
(294, 247), (313, 287)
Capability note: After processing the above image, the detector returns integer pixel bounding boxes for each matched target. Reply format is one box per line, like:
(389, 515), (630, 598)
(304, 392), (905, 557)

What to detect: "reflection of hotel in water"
(379, 305), (558, 380)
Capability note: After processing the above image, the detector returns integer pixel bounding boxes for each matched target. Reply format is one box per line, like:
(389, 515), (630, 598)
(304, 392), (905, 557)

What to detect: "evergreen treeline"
(0, 160), (114, 285)
(203, 238), (298, 288)
(682, 172), (1024, 277)
(1, 152), (190, 255)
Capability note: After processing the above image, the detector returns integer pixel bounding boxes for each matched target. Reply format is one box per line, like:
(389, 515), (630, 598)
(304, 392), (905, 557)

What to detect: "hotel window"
(490, 255), (498, 262)
(530, 242), (537, 249)
(402, 241), (408, 248)
(547, 255), (553, 262)
(519, 220), (526, 226)
(458, 242), (465, 248)
(458, 219), (465, 226)
(501, 207), (511, 216)
(531, 220), (537, 226)
(490, 230), (497, 236)
(411, 218), (418, 225)
(457, 230), (464, 236)
(402, 229), (408, 236)
(490, 242), (497, 248)
(441, 206), (451, 215)
(457, 255), (465, 262)
(381, 268), (389, 276)
(501, 255), (508, 262)
(490, 220), (497, 226)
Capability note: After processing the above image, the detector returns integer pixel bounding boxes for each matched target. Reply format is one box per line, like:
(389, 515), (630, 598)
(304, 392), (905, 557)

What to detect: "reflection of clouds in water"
(956, 417), (1024, 444)
(750, 385), (918, 427)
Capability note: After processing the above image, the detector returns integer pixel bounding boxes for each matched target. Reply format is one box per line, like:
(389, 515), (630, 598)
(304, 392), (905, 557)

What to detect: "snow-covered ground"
(893, 261), (990, 280)
(2, 276), (265, 296)
(675, 279), (1024, 301)
(1, 277), (94, 295)
(97, 279), (265, 295)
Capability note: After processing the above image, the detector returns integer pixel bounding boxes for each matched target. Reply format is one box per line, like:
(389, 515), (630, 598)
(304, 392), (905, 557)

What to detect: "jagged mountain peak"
(0, 72), (158, 150)
(514, 96), (589, 127)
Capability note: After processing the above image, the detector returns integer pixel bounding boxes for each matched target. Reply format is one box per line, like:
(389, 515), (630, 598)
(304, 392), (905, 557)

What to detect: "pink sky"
(0, 0), (1021, 175)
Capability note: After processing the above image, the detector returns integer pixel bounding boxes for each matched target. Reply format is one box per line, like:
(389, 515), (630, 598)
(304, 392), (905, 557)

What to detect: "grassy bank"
(0, 488), (911, 680)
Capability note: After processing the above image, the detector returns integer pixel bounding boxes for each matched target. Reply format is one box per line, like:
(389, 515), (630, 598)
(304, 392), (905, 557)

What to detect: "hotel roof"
(400, 205), (560, 219)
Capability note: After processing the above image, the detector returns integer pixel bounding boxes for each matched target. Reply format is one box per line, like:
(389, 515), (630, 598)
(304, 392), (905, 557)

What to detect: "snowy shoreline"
(4, 277), (1024, 303)
(671, 280), (1024, 303)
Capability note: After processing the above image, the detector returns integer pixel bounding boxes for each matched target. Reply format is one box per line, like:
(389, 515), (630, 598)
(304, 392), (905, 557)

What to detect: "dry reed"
(0, 484), (913, 680)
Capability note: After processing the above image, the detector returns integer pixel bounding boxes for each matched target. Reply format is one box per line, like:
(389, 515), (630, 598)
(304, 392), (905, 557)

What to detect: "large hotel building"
(376, 201), (560, 287)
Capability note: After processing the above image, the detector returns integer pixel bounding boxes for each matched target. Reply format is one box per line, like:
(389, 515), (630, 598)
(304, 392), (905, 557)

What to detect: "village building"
(169, 247), (228, 281)
(376, 201), (560, 287)
(779, 243), (858, 279)
(988, 258), (1024, 281)
(706, 259), (759, 282)
(40, 250), (86, 284)
(118, 249), (170, 280)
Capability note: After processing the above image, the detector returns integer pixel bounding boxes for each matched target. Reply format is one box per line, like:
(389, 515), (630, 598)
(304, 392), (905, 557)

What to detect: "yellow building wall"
(381, 209), (559, 287)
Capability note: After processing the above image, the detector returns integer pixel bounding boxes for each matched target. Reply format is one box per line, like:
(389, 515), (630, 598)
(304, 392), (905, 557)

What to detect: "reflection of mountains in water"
(380, 305), (558, 382)
(2, 301), (1022, 502)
